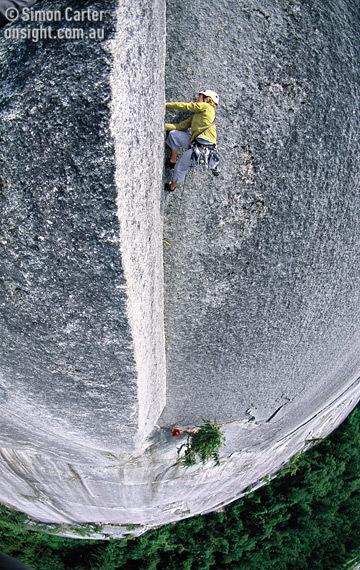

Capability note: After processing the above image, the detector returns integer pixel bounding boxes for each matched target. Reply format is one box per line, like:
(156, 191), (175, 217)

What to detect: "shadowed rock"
(0, 0), (166, 454)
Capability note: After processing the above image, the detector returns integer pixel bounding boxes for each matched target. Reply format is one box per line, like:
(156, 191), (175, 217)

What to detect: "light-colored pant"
(166, 130), (193, 184)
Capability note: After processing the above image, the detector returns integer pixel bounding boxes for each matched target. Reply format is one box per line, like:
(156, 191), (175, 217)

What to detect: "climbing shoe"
(166, 158), (176, 169)
(164, 183), (176, 192)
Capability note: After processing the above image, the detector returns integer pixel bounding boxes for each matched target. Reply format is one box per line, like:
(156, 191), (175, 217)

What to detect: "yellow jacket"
(165, 101), (217, 144)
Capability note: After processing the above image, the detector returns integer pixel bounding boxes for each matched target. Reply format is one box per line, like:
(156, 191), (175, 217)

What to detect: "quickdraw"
(190, 142), (221, 176)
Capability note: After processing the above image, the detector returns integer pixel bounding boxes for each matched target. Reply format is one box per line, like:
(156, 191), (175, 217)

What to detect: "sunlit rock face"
(161, 0), (359, 429)
(0, 0), (166, 455)
(0, 0), (358, 537)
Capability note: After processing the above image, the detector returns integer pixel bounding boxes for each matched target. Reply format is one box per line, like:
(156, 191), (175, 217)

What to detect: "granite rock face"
(161, 0), (359, 428)
(0, 0), (166, 455)
(0, 0), (359, 535)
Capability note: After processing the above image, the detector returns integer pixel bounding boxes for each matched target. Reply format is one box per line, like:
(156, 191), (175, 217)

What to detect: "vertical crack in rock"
(109, 0), (167, 447)
(0, 0), (166, 454)
(0, 0), (359, 535)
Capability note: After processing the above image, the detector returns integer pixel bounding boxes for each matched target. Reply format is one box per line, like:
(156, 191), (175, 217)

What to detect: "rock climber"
(171, 426), (198, 437)
(164, 90), (220, 192)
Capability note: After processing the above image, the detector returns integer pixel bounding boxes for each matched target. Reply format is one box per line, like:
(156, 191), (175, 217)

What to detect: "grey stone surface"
(0, 375), (358, 536)
(0, 0), (359, 536)
(0, 0), (166, 454)
(110, 0), (166, 445)
(161, 0), (360, 427)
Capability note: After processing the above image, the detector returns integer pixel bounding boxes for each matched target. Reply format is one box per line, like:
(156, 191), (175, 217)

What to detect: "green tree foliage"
(0, 406), (359, 569)
(176, 421), (225, 467)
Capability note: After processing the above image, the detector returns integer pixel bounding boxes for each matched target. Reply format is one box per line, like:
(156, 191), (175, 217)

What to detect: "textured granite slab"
(0, 0), (166, 454)
(0, 0), (358, 535)
(161, 0), (359, 427)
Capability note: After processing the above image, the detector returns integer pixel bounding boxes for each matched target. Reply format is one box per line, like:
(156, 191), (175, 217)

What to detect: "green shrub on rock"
(176, 421), (225, 467)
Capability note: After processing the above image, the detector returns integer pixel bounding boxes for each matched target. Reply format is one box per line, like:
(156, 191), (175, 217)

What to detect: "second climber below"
(164, 90), (220, 192)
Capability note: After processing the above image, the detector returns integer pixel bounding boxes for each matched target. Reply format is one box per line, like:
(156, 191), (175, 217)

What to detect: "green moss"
(125, 524), (141, 531)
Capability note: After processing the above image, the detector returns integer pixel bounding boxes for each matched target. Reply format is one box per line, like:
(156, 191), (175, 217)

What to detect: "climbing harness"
(191, 141), (221, 175)
(189, 121), (221, 175)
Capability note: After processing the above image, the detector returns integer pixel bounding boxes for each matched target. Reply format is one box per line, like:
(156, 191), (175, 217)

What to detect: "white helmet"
(199, 90), (220, 105)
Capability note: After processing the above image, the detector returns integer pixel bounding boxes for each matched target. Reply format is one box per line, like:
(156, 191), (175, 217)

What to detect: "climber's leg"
(166, 130), (191, 165)
(171, 148), (194, 188)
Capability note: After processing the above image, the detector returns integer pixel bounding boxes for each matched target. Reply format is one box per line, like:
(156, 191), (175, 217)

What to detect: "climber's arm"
(166, 101), (207, 113)
(165, 116), (192, 131)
